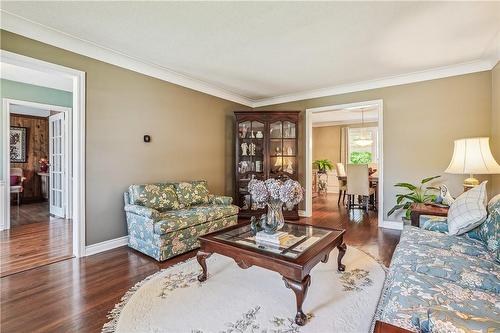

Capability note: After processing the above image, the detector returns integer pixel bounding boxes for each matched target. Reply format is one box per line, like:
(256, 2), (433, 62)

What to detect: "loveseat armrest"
(124, 204), (159, 220)
(208, 194), (233, 206)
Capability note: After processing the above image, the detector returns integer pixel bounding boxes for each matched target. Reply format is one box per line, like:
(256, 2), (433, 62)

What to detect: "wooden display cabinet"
(234, 111), (300, 220)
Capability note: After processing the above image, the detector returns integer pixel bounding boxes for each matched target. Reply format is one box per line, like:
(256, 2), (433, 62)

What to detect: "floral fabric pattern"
(128, 215), (237, 261)
(129, 183), (181, 211)
(375, 226), (499, 332)
(124, 204), (159, 220)
(467, 194), (500, 254)
(175, 180), (210, 207)
(208, 194), (233, 206)
(419, 215), (448, 233)
(125, 180), (239, 261)
(154, 205), (239, 234)
(338, 268), (373, 291)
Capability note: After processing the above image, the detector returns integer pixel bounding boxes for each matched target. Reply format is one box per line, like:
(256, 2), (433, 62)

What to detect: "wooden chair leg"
(342, 191), (346, 205)
(337, 190), (342, 205)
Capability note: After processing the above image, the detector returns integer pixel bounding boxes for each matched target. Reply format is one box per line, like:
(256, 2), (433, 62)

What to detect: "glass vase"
(266, 199), (285, 233)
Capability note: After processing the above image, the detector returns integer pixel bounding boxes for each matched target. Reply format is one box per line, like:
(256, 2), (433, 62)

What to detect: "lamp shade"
(445, 137), (500, 175)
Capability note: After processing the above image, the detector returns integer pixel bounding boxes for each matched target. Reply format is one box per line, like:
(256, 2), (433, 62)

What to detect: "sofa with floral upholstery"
(124, 180), (239, 261)
(374, 195), (499, 332)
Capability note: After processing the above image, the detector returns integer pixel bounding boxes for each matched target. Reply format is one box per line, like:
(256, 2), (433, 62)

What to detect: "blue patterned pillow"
(466, 194), (499, 254)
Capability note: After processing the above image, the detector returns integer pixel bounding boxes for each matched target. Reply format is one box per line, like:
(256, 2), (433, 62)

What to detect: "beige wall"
(256, 72), (493, 222)
(0, 30), (250, 245)
(492, 62), (500, 195)
(312, 126), (341, 165)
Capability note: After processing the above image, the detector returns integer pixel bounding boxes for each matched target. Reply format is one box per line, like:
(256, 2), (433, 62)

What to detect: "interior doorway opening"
(1, 51), (86, 276)
(305, 100), (388, 228)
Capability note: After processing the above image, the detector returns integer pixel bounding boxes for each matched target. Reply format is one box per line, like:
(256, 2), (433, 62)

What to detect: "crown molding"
(0, 10), (254, 107)
(1, 10), (496, 109)
(252, 59), (495, 107)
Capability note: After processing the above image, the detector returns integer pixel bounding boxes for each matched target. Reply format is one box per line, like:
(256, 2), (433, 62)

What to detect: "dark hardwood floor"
(0, 194), (400, 333)
(1, 202), (72, 277)
(10, 202), (59, 227)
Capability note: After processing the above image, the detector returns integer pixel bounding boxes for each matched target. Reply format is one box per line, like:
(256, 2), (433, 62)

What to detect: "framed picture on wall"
(10, 126), (28, 163)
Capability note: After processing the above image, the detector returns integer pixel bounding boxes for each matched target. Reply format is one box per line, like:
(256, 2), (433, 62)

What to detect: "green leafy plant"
(350, 151), (372, 164)
(313, 159), (334, 174)
(388, 176), (441, 219)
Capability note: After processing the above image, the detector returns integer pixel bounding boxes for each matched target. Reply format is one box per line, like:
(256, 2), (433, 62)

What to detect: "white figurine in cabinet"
(241, 142), (248, 156)
(249, 143), (256, 156)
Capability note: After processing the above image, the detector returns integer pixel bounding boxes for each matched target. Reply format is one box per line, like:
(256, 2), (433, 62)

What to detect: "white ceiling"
(312, 107), (378, 127)
(1, 2), (498, 106)
(10, 104), (51, 117)
(0, 62), (73, 91)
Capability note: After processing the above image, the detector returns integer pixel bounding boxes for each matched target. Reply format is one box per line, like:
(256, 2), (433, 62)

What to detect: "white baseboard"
(298, 210), (307, 217)
(85, 235), (129, 256)
(380, 220), (404, 230)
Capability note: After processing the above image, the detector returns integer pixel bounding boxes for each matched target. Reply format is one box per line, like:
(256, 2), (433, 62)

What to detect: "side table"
(409, 203), (449, 227)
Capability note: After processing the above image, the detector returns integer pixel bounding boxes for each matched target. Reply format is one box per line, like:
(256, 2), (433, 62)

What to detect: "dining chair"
(335, 163), (347, 205)
(10, 168), (25, 206)
(346, 164), (375, 212)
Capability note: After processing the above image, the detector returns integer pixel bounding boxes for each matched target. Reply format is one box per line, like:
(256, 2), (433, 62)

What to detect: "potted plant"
(387, 175), (441, 221)
(313, 159), (334, 174)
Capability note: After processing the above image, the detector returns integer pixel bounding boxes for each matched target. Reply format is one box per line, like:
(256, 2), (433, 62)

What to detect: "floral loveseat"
(375, 195), (499, 332)
(124, 180), (238, 261)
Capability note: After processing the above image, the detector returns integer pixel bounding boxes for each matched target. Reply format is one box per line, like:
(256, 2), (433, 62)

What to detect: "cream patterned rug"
(103, 246), (385, 333)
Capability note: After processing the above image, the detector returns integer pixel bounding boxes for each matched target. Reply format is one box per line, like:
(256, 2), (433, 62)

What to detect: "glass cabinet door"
(237, 119), (266, 211)
(269, 120), (297, 177)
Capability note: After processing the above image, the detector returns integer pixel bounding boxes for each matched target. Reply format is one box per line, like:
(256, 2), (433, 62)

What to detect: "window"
(347, 127), (378, 164)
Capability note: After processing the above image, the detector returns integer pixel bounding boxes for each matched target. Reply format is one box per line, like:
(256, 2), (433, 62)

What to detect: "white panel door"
(49, 112), (65, 217)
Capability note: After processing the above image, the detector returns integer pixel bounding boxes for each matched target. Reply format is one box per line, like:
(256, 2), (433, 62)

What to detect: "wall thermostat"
(144, 135), (151, 143)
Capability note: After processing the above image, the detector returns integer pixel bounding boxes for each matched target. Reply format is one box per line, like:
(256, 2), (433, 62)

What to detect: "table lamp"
(445, 137), (500, 189)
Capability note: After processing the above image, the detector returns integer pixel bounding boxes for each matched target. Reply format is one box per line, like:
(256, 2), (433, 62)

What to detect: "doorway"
(1, 50), (86, 276)
(305, 100), (388, 227)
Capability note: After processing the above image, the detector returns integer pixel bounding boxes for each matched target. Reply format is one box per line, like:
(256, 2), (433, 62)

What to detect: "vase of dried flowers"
(248, 178), (304, 233)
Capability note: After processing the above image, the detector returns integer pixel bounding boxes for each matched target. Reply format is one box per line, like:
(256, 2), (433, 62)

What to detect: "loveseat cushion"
(379, 267), (499, 332)
(393, 240), (500, 293)
(415, 308), (500, 333)
(128, 184), (181, 211)
(154, 204), (238, 234)
(399, 226), (492, 259)
(175, 180), (210, 207)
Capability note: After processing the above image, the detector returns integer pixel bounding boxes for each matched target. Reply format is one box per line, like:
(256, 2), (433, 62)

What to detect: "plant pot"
(402, 217), (411, 225)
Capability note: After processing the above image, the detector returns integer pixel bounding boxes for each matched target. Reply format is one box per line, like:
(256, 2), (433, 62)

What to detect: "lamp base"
(463, 177), (479, 191)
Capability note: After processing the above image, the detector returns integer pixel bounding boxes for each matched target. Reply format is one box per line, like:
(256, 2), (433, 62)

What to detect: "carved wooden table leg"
(196, 251), (212, 282)
(283, 275), (311, 326)
(321, 252), (329, 263)
(337, 243), (347, 271)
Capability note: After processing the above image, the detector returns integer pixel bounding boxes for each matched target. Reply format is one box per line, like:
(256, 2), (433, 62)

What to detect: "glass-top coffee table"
(197, 221), (346, 326)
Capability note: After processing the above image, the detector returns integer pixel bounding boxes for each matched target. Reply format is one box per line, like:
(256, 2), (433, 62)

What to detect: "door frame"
(0, 50), (86, 257)
(305, 99), (392, 229)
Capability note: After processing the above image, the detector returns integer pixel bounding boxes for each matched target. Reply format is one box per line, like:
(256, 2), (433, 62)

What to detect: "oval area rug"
(103, 246), (385, 333)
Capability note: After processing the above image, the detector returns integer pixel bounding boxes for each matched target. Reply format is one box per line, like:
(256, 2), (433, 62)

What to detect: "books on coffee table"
(255, 231), (289, 245)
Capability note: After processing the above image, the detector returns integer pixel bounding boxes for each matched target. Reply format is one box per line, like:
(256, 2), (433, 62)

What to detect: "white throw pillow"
(447, 181), (488, 235)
